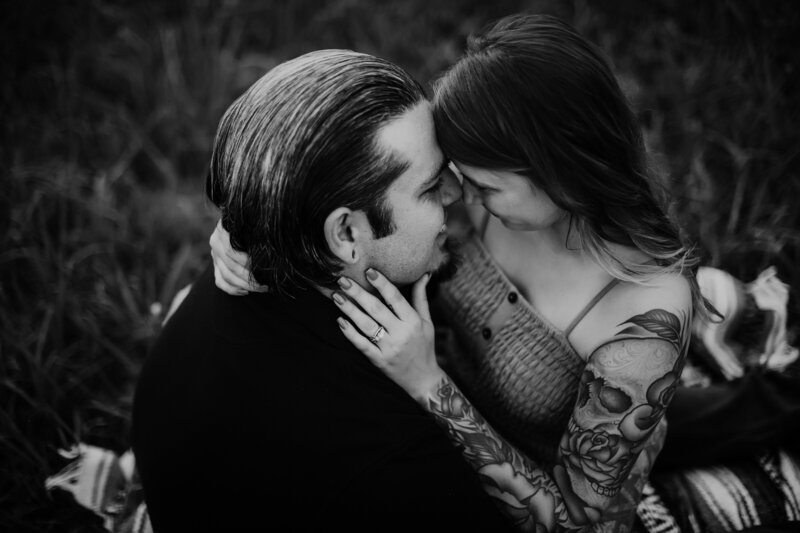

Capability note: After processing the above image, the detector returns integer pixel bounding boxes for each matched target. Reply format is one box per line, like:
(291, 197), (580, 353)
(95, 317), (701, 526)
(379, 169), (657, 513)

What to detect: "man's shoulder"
(135, 266), (299, 415)
(133, 269), (512, 530)
(154, 265), (304, 352)
(139, 266), (364, 400)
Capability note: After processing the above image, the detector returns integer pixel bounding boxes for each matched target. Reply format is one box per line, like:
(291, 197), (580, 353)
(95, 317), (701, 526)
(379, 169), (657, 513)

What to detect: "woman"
(211, 15), (707, 532)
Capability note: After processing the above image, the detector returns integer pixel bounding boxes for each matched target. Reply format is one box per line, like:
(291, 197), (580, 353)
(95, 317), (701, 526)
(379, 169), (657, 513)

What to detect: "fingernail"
(337, 317), (348, 329)
(366, 268), (378, 281)
(332, 291), (345, 305)
(338, 277), (351, 289)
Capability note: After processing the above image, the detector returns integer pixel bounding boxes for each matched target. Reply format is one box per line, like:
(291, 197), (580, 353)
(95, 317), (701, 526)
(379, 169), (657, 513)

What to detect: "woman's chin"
(500, 218), (531, 231)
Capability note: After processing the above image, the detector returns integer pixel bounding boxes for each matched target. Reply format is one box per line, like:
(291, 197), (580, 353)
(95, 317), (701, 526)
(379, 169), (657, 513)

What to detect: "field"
(2, 0), (799, 530)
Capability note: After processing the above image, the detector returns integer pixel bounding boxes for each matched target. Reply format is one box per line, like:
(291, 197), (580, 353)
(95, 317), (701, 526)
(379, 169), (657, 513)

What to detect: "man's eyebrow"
(418, 158), (449, 193)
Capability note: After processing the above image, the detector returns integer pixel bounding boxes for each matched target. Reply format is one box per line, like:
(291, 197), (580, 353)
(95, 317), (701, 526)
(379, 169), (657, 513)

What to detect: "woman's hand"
(333, 268), (445, 404)
(209, 220), (267, 295)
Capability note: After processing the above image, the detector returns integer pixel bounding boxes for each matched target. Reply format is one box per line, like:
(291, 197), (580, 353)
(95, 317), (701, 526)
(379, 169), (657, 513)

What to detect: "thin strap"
(479, 210), (491, 239)
(564, 278), (621, 338)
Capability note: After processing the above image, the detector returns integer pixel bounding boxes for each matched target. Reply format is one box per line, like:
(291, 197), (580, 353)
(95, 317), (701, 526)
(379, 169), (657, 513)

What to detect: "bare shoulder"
(612, 271), (692, 318)
(571, 272), (692, 359)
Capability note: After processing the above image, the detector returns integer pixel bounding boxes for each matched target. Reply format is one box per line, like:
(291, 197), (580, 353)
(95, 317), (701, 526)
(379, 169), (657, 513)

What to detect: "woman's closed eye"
(464, 177), (491, 194)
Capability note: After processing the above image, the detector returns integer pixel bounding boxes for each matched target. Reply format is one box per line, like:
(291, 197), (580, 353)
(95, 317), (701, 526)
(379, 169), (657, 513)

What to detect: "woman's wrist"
(410, 367), (448, 407)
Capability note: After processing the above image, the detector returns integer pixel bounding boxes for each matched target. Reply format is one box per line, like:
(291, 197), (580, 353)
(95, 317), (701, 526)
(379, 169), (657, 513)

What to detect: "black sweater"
(132, 266), (511, 532)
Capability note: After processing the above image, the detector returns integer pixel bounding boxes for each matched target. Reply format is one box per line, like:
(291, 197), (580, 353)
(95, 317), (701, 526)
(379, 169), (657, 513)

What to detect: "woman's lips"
(436, 224), (448, 245)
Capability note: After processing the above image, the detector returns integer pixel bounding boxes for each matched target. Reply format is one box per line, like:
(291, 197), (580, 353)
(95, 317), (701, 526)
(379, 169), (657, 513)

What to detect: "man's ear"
(323, 207), (370, 264)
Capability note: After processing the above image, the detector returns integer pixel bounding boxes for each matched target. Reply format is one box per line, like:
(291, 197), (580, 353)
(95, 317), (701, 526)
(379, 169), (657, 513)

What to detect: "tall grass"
(1, 1), (798, 531)
(583, 1), (800, 293)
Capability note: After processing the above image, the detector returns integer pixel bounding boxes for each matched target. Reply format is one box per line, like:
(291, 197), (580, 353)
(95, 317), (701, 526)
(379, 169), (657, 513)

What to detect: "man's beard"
(431, 236), (463, 283)
(395, 237), (462, 303)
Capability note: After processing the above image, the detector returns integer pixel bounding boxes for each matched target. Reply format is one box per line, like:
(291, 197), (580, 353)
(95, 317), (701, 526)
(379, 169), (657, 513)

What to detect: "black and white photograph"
(3, 1), (800, 532)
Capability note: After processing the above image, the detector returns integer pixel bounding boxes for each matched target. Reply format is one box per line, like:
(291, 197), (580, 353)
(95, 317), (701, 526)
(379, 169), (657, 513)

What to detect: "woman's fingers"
(337, 317), (382, 360)
(249, 282), (270, 293)
(363, 268), (416, 321)
(227, 247), (250, 270)
(411, 273), (432, 323)
(212, 254), (248, 295)
(333, 274), (442, 403)
(337, 276), (401, 329)
(215, 256), (249, 294)
(220, 251), (252, 286)
(332, 290), (386, 341)
(210, 219), (249, 268)
(210, 220), (269, 293)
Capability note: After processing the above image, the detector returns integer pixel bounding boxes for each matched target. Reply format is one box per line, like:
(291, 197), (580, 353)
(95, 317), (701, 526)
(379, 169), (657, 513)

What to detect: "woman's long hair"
(433, 14), (716, 320)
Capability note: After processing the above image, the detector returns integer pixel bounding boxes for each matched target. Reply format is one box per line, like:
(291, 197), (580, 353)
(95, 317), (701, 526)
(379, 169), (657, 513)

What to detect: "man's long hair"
(207, 50), (425, 293)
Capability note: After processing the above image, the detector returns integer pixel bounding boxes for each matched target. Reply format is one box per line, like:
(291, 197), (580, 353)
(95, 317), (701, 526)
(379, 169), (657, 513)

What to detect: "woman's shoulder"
(613, 271), (692, 316)
(571, 271), (692, 359)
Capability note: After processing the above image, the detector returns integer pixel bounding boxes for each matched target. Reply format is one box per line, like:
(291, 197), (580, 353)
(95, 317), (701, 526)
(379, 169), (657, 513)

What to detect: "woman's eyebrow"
(461, 174), (489, 189)
(449, 162), (494, 189)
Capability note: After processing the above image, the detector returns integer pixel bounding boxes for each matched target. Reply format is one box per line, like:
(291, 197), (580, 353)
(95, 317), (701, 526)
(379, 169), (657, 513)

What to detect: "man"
(132, 50), (512, 532)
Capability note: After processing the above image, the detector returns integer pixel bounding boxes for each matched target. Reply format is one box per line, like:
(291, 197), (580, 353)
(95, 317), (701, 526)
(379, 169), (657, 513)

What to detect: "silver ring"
(369, 325), (386, 344)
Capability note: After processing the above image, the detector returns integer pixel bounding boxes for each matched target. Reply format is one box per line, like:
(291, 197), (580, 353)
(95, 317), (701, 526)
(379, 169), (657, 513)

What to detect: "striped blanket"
(635, 266), (800, 532)
(45, 268), (800, 532)
(44, 445), (151, 533)
(639, 449), (800, 533)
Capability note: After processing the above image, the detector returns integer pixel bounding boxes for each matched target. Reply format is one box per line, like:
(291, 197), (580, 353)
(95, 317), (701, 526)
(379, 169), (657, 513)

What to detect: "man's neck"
(313, 269), (376, 300)
(315, 284), (336, 299)
(313, 269), (410, 301)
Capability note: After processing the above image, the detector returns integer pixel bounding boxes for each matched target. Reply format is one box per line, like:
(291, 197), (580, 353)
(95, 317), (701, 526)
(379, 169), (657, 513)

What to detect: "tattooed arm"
(423, 375), (572, 531)
(333, 269), (690, 532)
(416, 307), (688, 531)
(551, 308), (689, 527)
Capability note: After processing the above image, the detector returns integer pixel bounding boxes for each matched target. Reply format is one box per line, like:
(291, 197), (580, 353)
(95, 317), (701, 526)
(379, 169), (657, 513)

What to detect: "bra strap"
(563, 278), (621, 339)
(479, 209), (491, 239)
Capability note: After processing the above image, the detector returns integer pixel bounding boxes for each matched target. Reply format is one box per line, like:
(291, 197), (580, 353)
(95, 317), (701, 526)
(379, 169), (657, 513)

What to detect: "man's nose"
(440, 171), (462, 206)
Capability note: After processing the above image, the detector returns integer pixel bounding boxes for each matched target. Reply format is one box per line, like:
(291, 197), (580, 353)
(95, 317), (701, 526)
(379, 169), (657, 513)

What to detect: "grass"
(1, 0), (798, 531)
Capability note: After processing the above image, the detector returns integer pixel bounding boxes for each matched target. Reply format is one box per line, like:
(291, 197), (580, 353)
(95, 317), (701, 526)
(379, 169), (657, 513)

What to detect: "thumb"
(412, 273), (432, 323)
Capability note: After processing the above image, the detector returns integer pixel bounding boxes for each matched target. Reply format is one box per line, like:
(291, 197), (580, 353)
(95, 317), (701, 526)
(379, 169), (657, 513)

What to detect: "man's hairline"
(372, 99), (447, 199)
(328, 99), (428, 228)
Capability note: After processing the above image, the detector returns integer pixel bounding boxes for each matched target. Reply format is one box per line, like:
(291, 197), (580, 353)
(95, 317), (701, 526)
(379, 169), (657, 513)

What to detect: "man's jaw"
(430, 236), (462, 283)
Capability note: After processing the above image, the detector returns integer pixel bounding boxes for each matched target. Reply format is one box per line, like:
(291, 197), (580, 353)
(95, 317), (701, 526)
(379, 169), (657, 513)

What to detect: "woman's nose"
(440, 171), (462, 206)
(462, 181), (481, 205)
